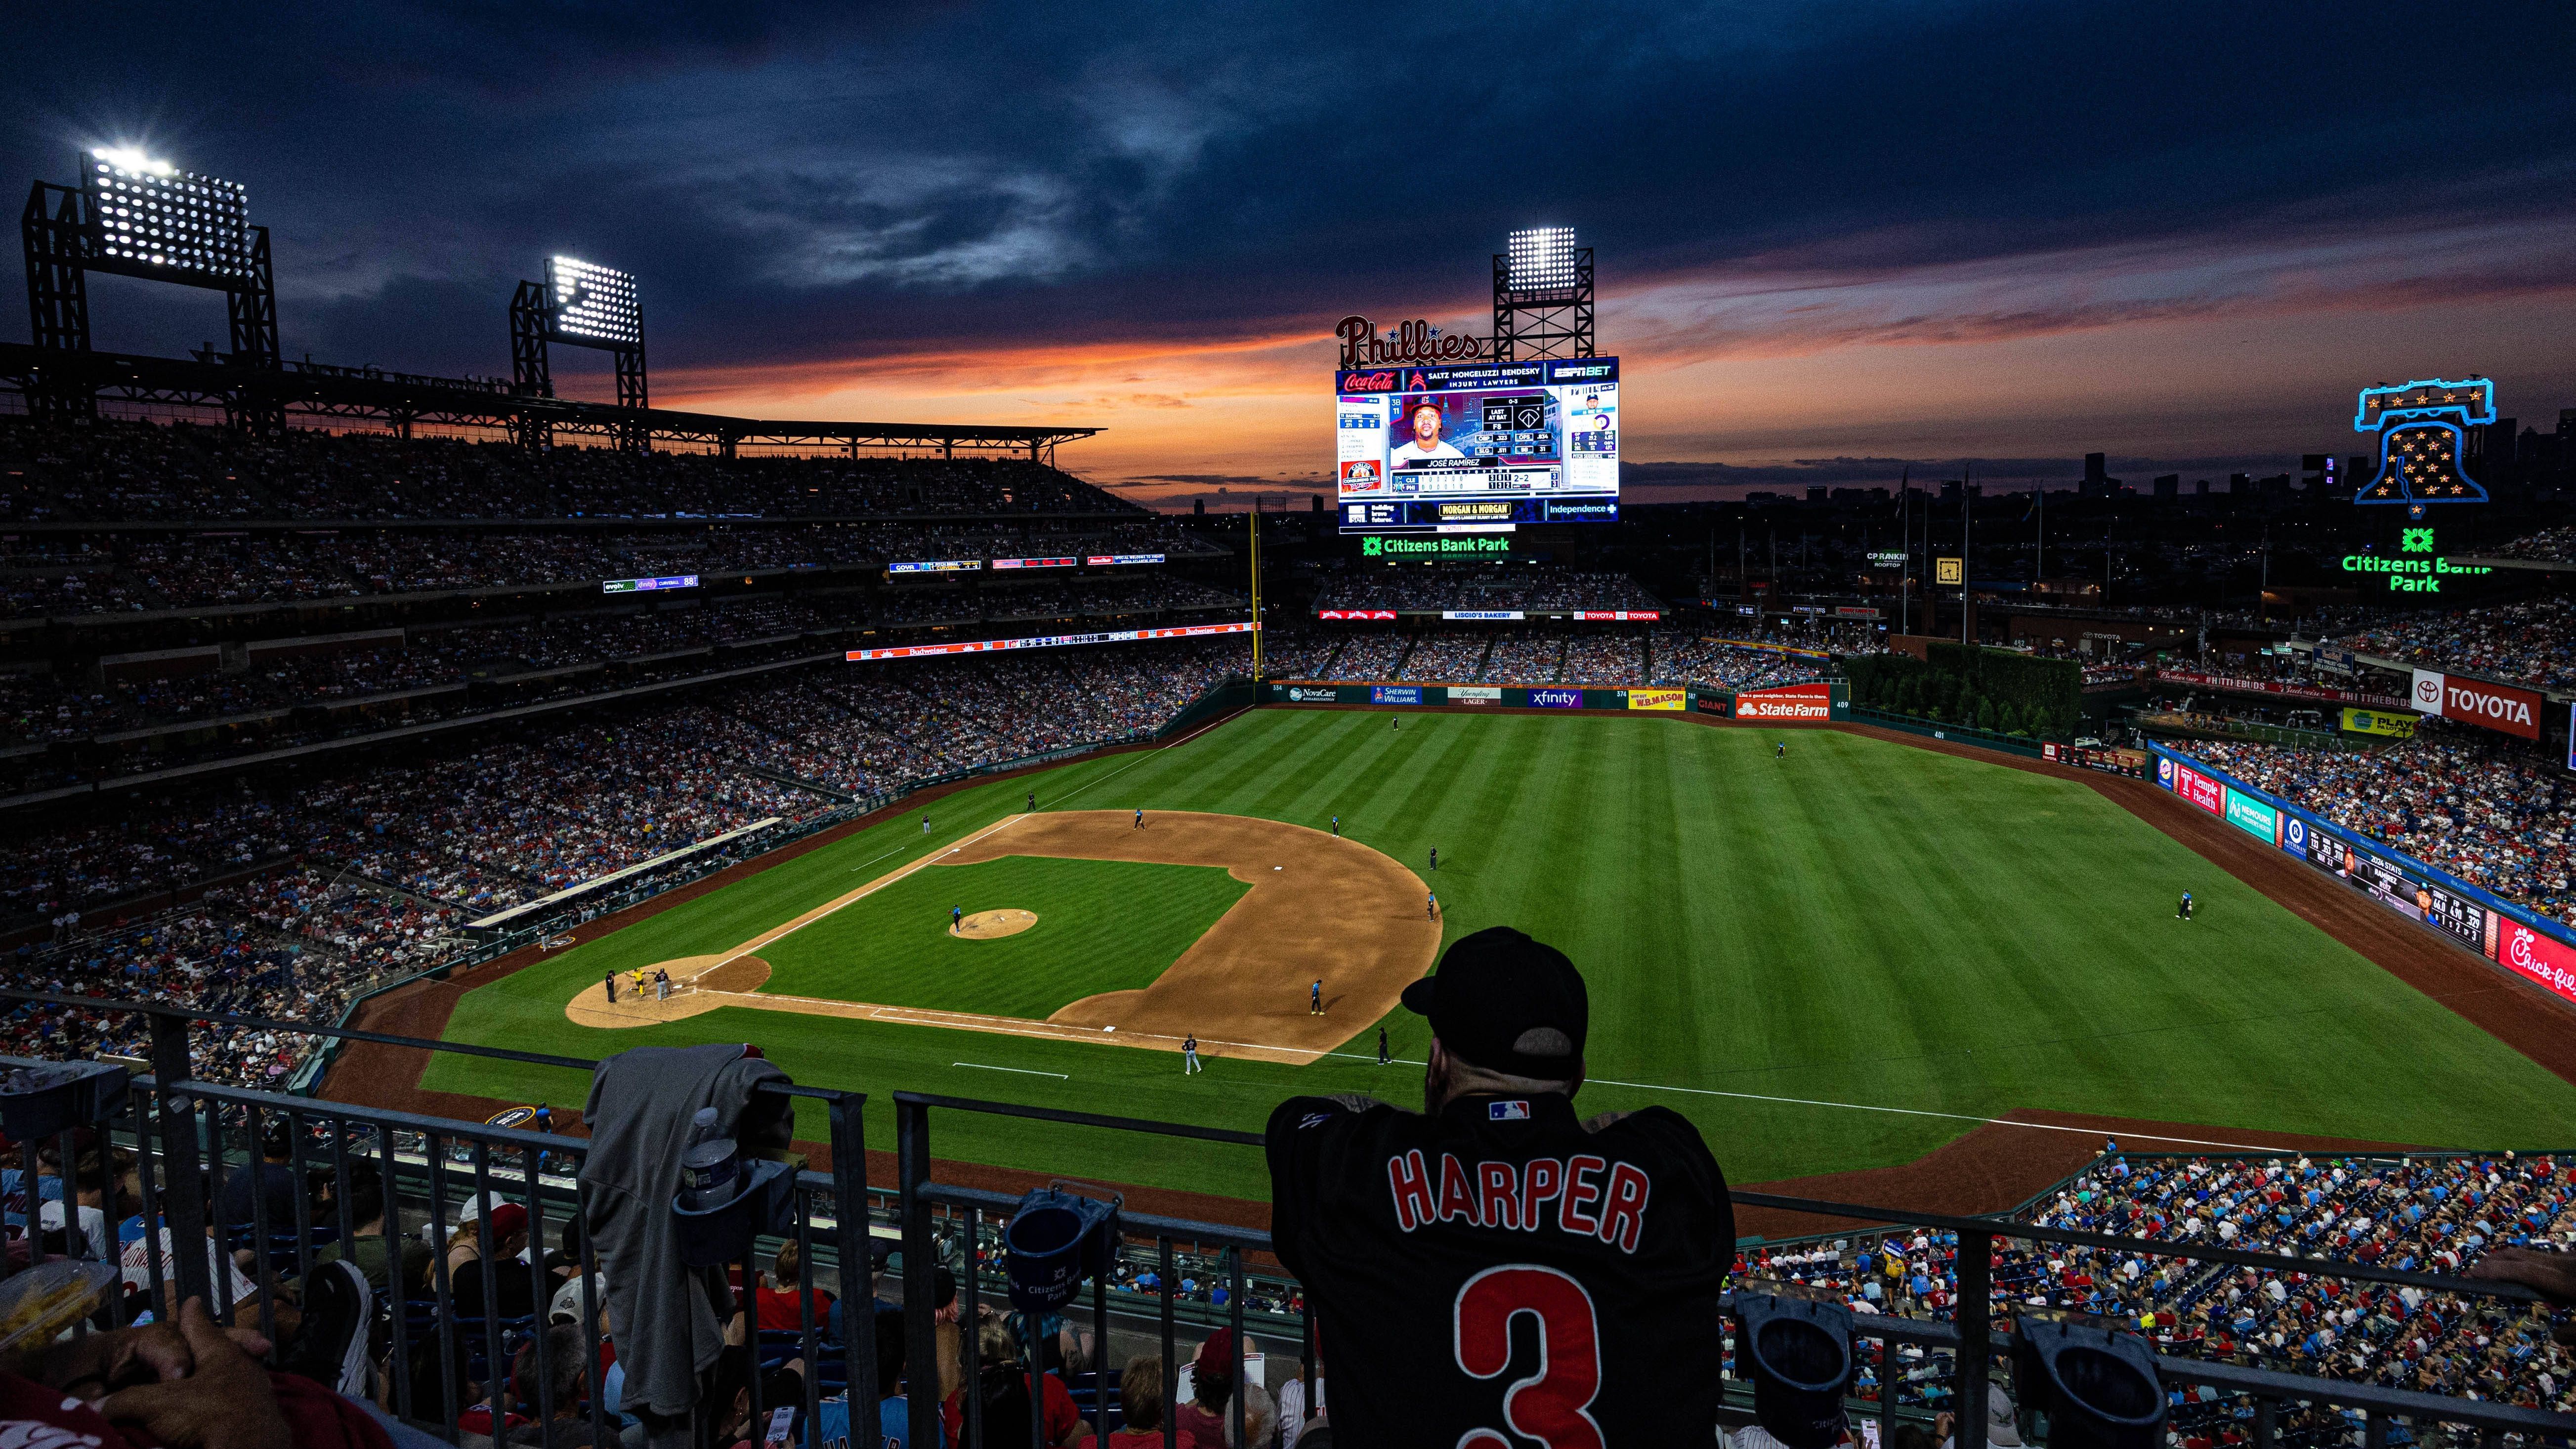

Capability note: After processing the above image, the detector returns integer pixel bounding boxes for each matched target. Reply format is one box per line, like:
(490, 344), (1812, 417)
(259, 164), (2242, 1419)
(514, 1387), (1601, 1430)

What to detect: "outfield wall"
(2146, 743), (2576, 1009)
(1264, 681), (1849, 719)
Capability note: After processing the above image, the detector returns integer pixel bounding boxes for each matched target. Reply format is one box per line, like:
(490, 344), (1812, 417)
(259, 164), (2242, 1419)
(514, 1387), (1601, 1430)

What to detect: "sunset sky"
(12, 1), (2575, 506)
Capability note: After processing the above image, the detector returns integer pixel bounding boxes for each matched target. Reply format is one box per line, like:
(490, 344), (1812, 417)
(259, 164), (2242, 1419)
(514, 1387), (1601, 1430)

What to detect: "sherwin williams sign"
(1369, 685), (1422, 705)
(2222, 787), (2280, 845)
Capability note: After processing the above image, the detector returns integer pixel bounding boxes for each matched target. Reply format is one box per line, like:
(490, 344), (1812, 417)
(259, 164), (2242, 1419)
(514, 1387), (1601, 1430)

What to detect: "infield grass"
(426, 707), (2576, 1201)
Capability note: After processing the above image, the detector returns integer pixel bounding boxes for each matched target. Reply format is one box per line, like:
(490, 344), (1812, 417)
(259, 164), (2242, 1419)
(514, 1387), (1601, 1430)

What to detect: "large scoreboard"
(1335, 357), (1620, 531)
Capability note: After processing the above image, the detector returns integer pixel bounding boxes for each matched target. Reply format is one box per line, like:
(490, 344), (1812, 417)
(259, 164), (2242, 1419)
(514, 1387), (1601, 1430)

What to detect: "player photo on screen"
(1390, 399), (1467, 468)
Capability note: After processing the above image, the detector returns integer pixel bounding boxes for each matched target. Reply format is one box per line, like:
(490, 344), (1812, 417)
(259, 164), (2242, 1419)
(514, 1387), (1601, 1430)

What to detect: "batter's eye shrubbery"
(1846, 646), (2080, 739)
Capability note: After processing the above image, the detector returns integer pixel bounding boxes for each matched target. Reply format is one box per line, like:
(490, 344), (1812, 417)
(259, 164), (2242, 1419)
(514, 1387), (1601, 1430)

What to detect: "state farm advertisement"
(2412, 668), (2541, 740)
(1735, 683), (1832, 721)
(2491, 917), (2576, 1008)
(2170, 761), (2225, 815)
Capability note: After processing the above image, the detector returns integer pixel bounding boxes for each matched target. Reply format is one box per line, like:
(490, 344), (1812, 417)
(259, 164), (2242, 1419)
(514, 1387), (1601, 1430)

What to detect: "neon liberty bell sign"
(2353, 378), (2493, 518)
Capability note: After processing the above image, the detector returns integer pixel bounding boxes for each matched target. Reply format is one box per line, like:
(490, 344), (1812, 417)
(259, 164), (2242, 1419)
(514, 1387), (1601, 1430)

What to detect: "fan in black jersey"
(1266, 927), (1734, 1449)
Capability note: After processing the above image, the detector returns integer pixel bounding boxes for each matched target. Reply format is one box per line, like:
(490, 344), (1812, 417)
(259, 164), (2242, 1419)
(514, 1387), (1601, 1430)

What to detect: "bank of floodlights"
(84, 149), (252, 281)
(545, 255), (642, 346)
(1491, 225), (1594, 360)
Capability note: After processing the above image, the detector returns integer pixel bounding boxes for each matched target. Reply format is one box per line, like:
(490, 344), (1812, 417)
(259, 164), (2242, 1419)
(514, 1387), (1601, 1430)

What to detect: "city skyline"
(10, 1), (2575, 507)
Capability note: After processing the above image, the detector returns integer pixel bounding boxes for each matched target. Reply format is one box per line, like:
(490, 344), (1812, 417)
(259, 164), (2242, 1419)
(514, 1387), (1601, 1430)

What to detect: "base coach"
(1266, 927), (1735, 1447)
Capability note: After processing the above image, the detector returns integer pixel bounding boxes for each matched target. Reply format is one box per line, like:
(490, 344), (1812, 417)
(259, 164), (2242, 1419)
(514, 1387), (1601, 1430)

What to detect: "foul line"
(709, 812), (1026, 971)
(848, 845), (912, 873)
(1049, 708), (1239, 810)
(953, 1062), (1069, 1079)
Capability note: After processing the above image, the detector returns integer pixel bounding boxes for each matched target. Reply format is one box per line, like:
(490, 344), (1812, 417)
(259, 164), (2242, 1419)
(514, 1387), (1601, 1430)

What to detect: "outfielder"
(2178, 890), (2194, 922)
(1182, 1032), (1202, 1074)
(1134, 807), (1145, 829)
(921, 813), (931, 835)
(1265, 927), (1735, 1445)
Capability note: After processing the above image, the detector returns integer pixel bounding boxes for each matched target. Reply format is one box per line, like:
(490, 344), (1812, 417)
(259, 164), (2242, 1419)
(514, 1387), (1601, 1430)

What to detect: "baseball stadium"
(5, 106), (2576, 1449)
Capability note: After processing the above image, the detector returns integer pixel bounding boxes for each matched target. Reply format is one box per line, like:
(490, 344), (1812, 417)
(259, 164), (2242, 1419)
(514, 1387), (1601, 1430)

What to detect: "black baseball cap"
(1400, 927), (1588, 1078)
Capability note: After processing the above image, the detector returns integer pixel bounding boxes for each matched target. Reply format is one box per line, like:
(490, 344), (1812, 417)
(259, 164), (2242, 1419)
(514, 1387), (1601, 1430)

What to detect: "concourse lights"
(1506, 226), (1577, 293)
(84, 150), (251, 278)
(546, 256), (642, 345)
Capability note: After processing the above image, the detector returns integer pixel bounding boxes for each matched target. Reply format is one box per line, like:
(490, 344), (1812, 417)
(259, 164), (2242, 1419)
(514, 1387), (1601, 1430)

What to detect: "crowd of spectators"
(2493, 527), (2576, 563)
(2177, 723), (2575, 929)
(2327, 597), (2576, 692)
(1394, 632), (1487, 682)
(1311, 565), (1660, 614)
(1650, 632), (1831, 691)
(1744, 1148), (2574, 1415)
(1478, 629), (1562, 683)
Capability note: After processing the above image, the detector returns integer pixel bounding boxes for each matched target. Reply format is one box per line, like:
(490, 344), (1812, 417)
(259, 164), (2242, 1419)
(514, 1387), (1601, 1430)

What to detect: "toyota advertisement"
(2411, 668), (2542, 740)
(1734, 682), (1833, 721)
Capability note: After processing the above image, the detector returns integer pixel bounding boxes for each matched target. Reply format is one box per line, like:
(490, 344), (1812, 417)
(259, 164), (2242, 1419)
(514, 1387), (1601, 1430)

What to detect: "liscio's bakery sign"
(1337, 315), (1492, 367)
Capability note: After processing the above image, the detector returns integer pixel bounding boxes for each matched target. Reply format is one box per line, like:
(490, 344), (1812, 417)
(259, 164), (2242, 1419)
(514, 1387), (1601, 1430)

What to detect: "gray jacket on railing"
(581, 1043), (791, 1444)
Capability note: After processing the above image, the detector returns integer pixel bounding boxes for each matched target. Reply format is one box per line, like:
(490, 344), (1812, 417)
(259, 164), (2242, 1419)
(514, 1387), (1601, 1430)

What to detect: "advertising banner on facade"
(1733, 682), (1833, 721)
(1443, 610), (1525, 621)
(1623, 688), (1684, 711)
(1316, 610), (1397, 621)
(1284, 685), (1342, 703)
(848, 620), (1253, 661)
(1449, 685), (1502, 704)
(2280, 803), (2486, 949)
(2341, 708), (2418, 738)
(2492, 916), (2576, 1008)
(2221, 787), (2280, 845)
(2412, 669), (2541, 740)
(2157, 669), (2407, 711)
(1575, 610), (1662, 621)
(1368, 685), (1422, 706)
(1527, 687), (1583, 709)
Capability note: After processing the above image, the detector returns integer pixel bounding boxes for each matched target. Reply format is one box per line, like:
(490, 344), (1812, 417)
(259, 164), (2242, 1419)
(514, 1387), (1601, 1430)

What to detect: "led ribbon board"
(2354, 379), (2493, 507)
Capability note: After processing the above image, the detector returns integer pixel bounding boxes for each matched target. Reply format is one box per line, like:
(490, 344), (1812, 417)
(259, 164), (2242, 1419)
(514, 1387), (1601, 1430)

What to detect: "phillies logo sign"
(1338, 315), (1493, 368)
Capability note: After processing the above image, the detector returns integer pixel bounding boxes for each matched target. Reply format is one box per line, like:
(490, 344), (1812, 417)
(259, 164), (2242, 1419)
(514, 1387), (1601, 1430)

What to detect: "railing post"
(828, 1093), (879, 1449)
(897, 1097), (938, 1449)
(1954, 1228), (1991, 1449)
(146, 1011), (214, 1310)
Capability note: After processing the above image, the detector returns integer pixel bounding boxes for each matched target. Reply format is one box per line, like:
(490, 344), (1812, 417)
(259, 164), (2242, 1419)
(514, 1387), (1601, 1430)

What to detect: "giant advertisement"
(2492, 916), (2576, 1008)
(1734, 682), (1833, 721)
(1336, 357), (1620, 531)
(2411, 668), (2542, 740)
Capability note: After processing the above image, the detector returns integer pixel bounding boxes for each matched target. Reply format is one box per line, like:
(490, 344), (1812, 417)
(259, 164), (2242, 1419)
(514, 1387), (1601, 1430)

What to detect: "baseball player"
(2178, 890), (2194, 922)
(1428, 847), (1438, 871)
(1182, 1032), (1202, 1074)
(921, 813), (931, 835)
(1776, 741), (1788, 762)
(951, 905), (964, 933)
(604, 973), (617, 1005)
(1134, 807), (1145, 829)
(1265, 927), (1735, 1445)
(1392, 715), (1400, 731)
(1377, 1025), (1390, 1065)
(1427, 891), (1438, 921)
(1027, 790), (1036, 812)
(1331, 815), (1341, 837)
(654, 968), (671, 1002)
(1310, 979), (1325, 1016)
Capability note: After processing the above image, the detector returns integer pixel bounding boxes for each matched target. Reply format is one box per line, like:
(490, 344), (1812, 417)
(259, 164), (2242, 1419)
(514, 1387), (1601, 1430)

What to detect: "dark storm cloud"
(7, 1), (2574, 380)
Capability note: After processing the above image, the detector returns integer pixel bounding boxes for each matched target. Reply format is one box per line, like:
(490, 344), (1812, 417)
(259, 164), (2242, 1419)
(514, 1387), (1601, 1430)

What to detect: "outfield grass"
(760, 855), (1249, 1016)
(426, 708), (2576, 1201)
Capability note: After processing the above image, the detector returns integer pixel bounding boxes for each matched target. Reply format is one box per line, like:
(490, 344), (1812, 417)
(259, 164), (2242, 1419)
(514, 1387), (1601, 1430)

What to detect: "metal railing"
(1, 988), (2571, 1448)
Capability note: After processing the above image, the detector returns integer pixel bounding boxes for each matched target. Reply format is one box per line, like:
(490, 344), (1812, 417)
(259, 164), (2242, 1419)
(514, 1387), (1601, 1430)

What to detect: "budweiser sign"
(1337, 315), (1491, 368)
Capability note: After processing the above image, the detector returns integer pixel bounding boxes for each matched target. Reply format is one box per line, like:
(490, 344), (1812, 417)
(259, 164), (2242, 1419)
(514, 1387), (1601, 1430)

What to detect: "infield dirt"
(558, 810), (1438, 1064)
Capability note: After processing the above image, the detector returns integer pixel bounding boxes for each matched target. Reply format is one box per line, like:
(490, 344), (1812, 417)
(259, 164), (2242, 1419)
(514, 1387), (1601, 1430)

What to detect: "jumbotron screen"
(1335, 358), (1620, 531)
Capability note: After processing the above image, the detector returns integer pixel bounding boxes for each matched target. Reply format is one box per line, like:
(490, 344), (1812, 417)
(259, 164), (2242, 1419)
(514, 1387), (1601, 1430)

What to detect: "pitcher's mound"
(950, 909), (1038, 939)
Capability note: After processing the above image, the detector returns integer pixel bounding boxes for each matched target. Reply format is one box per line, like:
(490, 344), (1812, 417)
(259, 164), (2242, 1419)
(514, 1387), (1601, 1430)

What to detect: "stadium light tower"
(21, 148), (279, 428)
(1491, 225), (1593, 361)
(508, 255), (648, 452)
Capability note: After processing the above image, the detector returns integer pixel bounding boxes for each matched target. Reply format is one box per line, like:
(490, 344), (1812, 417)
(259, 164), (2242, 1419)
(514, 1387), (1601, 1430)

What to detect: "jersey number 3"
(1452, 1265), (1605, 1449)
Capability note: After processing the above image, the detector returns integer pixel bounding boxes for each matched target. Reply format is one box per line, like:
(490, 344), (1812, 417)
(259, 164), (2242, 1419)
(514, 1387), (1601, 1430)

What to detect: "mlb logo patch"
(1489, 1100), (1530, 1121)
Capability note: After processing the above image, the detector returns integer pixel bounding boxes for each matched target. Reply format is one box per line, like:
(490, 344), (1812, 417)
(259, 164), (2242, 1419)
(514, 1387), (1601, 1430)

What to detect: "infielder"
(1134, 807), (1145, 829)
(921, 813), (931, 835)
(1310, 980), (1324, 1016)
(1428, 847), (1438, 871)
(1027, 791), (1036, 812)
(1427, 891), (1438, 921)
(1264, 927), (1735, 1444)
(2178, 890), (2194, 922)
(1182, 1032), (1202, 1074)
(951, 905), (964, 933)
(1331, 815), (1341, 837)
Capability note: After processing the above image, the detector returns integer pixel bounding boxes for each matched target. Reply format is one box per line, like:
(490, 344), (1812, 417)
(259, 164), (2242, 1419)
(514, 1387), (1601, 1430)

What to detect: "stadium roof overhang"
(0, 344), (1101, 454)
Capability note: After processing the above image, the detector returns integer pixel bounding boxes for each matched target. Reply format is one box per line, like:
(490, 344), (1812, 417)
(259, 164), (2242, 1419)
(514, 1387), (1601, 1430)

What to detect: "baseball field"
(420, 707), (2576, 1202)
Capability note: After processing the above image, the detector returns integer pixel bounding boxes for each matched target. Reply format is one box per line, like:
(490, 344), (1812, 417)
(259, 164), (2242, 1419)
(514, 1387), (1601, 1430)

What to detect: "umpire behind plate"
(1266, 926), (1735, 1448)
